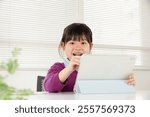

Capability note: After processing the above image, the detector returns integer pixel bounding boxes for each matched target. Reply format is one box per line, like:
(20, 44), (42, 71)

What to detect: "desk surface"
(28, 90), (150, 100)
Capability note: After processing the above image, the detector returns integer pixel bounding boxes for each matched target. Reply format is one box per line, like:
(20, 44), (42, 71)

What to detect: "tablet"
(77, 54), (135, 80)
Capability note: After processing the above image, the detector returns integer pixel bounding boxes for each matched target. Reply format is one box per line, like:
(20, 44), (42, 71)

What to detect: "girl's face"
(62, 39), (93, 60)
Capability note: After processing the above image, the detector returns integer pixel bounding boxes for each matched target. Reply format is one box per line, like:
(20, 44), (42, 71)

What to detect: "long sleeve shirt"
(43, 62), (77, 92)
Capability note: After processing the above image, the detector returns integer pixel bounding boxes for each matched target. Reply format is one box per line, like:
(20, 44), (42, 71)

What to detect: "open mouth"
(73, 53), (83, 56)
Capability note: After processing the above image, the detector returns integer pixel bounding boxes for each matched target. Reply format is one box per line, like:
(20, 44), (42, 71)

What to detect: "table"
(28, 90), (150, 100)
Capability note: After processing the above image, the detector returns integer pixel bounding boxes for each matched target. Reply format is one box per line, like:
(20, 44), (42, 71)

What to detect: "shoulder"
(52, 62), (65, 68)
(49, 62), (65, 71)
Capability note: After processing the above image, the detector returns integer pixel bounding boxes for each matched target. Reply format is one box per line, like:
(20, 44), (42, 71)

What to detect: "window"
(0, 0), (79, 69)
(0, 0), (150, 70)
(83, 0), (150, 68)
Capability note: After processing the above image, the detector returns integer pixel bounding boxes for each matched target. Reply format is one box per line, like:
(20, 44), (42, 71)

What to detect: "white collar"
(64, 58), (70, 67)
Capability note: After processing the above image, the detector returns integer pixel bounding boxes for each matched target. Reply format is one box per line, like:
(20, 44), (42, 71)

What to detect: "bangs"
(69, 34), (87, 41)
(64, 34), (92, 44)
(61, 23), (92, 45)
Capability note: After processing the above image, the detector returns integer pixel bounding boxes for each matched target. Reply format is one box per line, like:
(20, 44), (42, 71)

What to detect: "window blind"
(0, 0), (150, 70)
(0, 0), (79, 69)
(83, 0), (150, 68)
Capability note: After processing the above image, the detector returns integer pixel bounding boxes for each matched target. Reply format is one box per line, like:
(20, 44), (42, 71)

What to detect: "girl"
(43, 23), (135, 93)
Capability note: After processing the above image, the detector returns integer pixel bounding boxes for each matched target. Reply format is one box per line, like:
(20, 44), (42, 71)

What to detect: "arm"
(43, 63), (67, 92)
(58, 56), (80, 83)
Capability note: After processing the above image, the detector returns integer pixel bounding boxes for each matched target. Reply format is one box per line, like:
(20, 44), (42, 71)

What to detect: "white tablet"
(77, 54), (135, 80)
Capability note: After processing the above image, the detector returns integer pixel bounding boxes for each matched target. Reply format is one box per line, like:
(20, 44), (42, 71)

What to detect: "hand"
(68, 55), (81, 71)
(127, 73), (136, 85)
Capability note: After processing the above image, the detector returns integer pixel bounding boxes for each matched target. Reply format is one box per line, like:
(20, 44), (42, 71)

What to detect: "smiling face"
(58, 23), (93, 59)
(61, 38), (93, 60)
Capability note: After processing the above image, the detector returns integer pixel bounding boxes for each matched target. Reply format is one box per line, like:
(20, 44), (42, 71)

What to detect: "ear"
(60, 42), (65, 50)
(90, 43), (93, 50)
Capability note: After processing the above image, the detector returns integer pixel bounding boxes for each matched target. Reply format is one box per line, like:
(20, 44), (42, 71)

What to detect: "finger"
(130, 81), (136, 85)
(71, 56), (80, 60)
(128, 78), (135, 83)
(71, 59), (80, 66)
(128, 79), (136, 85)
(72, 57), (80, 64)
(72, 61), (80, 66)
(128, 79), (135, 84)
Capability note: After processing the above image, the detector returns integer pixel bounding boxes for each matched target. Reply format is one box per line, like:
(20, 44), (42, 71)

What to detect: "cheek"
(84, 46), (91, 53)
(64, 49), (72, 58)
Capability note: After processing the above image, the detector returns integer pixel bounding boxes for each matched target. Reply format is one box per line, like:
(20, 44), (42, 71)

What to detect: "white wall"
(140, 0), (150, 46)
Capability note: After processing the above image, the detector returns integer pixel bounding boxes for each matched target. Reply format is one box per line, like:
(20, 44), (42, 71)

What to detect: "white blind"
(0, 0), (79, 69)
(83, 0), (150, 68)
(0, 0), (150, 70)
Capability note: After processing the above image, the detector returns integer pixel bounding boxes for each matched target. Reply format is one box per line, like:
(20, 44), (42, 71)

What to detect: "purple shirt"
(43, 62), (77, 92)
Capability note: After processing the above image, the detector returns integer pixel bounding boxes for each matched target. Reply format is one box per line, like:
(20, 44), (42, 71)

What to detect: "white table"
(28, 90), (150, 100)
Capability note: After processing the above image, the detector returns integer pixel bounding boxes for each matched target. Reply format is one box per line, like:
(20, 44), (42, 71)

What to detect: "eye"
(69, 41), (74, 45)
(81, 42), (87, 45)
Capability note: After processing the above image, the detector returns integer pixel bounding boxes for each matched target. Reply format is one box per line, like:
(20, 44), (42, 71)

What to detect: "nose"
(74, 44), (82, 51)
(73, 43), (83, 56)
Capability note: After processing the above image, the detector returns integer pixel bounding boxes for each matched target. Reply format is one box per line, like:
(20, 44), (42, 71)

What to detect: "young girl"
(43, 23), (135, 93)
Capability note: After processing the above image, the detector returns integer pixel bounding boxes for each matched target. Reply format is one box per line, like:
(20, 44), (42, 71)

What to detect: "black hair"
(58, 23), (93, 57)
(60, 23), (92, 45)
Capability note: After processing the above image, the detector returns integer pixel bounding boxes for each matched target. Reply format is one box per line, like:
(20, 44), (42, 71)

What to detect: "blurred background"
(0, 0), (150, 92)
